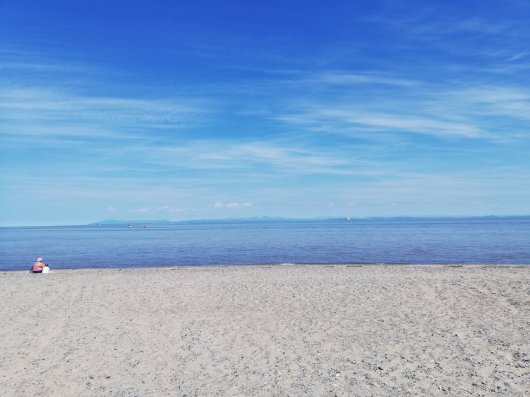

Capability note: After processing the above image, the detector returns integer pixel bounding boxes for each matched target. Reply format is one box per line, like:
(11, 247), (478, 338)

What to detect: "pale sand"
(1, 265), (529, 396)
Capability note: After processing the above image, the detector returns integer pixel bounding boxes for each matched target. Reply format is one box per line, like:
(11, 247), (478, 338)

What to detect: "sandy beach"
(1, 265), (529, 396)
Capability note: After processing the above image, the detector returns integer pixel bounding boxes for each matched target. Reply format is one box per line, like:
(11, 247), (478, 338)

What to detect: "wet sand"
(1, 264), (529, 396)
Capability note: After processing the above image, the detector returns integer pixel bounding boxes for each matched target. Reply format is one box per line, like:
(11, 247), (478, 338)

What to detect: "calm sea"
(1, 218), (529, 271)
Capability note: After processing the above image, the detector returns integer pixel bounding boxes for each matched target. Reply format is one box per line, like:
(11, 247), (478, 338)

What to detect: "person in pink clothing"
(31, 257), (45, 273)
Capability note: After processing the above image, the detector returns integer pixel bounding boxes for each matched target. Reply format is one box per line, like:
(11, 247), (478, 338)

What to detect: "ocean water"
(1, 218), (529, 271)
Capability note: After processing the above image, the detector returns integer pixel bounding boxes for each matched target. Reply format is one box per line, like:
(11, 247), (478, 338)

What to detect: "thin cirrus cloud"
(0, 86), (206, 145)
(152, 140), (359, 176)
(311, 72), (419, 87)
(275, 108), (480, 139)
(270, 73), (530, 141)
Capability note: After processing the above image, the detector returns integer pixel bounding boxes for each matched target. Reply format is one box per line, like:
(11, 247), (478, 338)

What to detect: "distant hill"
(90, 219), (172, 225)
(90, 217), (294, 226)
(90, 215), (530, 226)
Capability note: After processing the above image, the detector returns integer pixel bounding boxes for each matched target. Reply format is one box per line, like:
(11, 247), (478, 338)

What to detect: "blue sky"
(1, 0), (530, 226)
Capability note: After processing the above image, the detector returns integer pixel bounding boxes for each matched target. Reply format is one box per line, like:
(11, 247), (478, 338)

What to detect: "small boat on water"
(128, 224), (132, 228)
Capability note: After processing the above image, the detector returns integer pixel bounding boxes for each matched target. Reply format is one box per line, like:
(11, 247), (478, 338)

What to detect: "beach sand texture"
(1, 265), (529, 396)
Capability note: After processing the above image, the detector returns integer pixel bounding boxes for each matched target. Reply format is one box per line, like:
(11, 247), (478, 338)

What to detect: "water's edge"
(3, 262), (529, 273)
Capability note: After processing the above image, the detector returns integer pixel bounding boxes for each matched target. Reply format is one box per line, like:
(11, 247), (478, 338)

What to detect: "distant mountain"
(91, 217), (295, 226)
(339, 215), (530, 222)
(179, 216), (292, 223)
(90, 219), (172, 225)
(90, 215), (530, 226)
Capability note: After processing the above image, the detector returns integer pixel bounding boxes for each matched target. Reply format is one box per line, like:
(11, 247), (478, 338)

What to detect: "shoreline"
(2, 264), (529, 395)
(2, 262), (529, 273)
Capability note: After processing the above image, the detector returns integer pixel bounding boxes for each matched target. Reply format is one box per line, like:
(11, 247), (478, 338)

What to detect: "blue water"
(1, 218), (529, 271)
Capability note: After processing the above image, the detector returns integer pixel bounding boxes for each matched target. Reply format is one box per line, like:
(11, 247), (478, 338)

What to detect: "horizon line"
(2, 214), (530, 228)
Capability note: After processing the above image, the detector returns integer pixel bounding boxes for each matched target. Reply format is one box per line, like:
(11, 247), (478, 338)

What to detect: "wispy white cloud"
(0, 59), (100, 74)
(311, 72), (418, 87)
(436, 17), (506, 35)
(276, 107), (480, 138)
(507, 51), (530, 62)
(448, 86), (530, 121)
(152, 139), (371, 176)
(270, 73), (530, 142)
(0, 87), (206, 140)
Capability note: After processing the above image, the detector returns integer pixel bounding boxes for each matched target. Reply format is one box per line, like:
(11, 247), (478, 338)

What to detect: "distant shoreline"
(2, 214), (530, 228)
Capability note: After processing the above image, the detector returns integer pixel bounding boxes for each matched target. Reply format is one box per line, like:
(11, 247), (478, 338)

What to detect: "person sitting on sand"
(31, 257), (45, 273)
(42, 263), (50, 273)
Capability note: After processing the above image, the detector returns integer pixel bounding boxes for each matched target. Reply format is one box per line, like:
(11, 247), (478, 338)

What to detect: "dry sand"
(1, 265), (529, 396)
